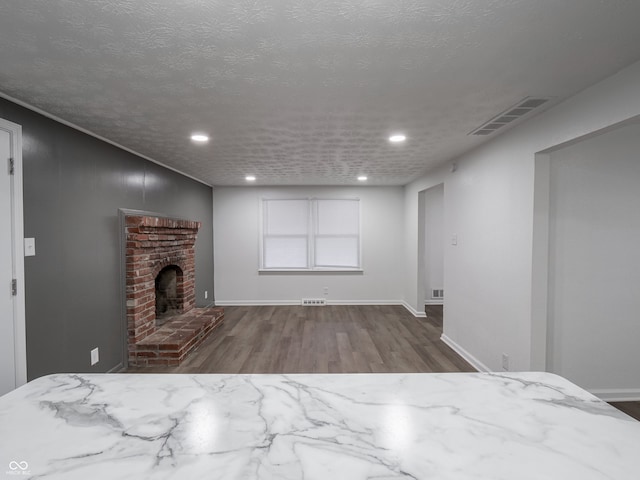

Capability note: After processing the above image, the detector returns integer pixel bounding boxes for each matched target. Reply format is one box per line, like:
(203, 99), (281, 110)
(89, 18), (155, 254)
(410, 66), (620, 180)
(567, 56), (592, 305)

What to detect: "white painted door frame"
(1, 117), (27, 390)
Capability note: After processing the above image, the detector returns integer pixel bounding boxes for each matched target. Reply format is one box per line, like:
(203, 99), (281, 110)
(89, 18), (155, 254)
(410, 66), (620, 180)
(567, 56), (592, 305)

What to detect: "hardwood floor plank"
(336, 331), (358, 373)
(610, 402), (640, 422)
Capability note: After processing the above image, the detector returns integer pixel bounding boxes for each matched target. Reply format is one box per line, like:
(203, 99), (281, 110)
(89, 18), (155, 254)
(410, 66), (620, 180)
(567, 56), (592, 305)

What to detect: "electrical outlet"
(323, 287), (329, 296)
(501, 353), (509, 371)
(204, 290), (208, 299)
(91, 348), (99, 366)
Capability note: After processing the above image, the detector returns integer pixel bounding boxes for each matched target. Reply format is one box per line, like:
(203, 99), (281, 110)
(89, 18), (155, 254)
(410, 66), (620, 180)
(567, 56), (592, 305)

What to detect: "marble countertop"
(1, 372), (639, 479)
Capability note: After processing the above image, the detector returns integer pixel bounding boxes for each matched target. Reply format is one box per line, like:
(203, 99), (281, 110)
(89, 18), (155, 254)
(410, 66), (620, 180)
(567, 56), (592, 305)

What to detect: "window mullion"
(309, 198), (315, 269)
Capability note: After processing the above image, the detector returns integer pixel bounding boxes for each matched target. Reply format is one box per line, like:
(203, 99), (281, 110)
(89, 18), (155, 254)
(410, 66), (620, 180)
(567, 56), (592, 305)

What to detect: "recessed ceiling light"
(389, 134), (406, 143)
(190, 133), (209, 143)
(357, 176), (368, 181)
(245, 175), (256, 182)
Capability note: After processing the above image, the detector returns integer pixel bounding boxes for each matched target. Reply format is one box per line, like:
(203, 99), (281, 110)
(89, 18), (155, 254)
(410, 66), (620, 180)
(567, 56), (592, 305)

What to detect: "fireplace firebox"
(155, 265), (181, 326)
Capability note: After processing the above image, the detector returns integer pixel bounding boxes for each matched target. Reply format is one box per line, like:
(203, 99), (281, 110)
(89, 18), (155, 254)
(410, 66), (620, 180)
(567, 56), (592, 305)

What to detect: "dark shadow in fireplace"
(155, 265), (183, 326)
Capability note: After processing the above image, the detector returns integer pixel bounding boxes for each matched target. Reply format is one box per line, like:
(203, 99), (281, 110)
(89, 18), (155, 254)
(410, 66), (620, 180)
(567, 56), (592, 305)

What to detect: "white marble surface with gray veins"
(1, 372), (639, 479)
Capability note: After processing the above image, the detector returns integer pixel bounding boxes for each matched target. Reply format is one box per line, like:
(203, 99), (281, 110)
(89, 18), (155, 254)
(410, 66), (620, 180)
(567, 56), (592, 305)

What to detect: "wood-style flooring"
(610, 401), (640, 422)
(127, 304), (471, 374)
(126, 304), (640, 421)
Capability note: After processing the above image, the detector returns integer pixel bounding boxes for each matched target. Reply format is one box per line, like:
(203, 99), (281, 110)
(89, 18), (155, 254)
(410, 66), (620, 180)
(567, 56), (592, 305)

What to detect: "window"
(261, 198), (361, 271)
(313, 199), (360, 268)
(262, 199), (309, 269)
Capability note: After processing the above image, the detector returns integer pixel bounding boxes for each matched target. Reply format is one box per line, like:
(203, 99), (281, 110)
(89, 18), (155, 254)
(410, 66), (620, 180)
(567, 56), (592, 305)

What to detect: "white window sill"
(259, 269), (363, 274)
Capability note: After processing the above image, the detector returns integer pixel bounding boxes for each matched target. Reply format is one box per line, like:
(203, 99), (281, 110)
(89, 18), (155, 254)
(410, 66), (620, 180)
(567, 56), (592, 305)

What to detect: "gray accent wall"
(0, 98), (214, 380)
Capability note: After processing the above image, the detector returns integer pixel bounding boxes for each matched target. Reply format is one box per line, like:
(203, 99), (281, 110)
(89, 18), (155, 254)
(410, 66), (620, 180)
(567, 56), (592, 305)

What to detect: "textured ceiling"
(2, 1), (640, 186)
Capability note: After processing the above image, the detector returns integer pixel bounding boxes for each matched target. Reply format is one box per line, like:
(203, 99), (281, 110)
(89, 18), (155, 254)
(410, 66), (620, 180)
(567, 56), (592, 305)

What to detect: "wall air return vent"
(470, 97), (551, 136)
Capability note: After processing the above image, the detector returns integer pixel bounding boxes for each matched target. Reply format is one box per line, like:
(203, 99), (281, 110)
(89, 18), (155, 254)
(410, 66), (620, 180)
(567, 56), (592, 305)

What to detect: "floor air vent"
(431, 289), (444, 299)
(470, 97), (550, 136)
(302, 298), (326, 306)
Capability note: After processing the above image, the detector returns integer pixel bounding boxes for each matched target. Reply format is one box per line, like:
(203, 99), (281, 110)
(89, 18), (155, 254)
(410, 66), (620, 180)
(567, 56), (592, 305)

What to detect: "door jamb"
(1, 118), (27, 387)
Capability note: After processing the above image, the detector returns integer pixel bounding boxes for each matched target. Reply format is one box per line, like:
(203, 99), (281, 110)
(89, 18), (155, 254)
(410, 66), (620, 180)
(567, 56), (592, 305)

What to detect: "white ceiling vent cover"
(470, 97), (551, 136)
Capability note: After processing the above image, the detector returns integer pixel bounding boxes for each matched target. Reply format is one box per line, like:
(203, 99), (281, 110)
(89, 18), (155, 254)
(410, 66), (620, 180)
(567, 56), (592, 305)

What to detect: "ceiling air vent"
(470, 97), (551, 136)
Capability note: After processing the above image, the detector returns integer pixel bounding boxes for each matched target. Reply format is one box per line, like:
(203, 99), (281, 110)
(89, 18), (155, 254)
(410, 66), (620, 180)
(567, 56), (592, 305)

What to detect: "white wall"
(214, 186), (404, 305)
(403, 58), (640, 381)
(423, 184), (444, 304)
(547, 123), (640, 397)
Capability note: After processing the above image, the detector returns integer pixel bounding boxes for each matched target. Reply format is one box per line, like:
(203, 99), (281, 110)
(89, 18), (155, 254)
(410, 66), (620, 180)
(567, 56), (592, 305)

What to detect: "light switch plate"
(24, 238), (36, 256)
(91, 348), (99, 366)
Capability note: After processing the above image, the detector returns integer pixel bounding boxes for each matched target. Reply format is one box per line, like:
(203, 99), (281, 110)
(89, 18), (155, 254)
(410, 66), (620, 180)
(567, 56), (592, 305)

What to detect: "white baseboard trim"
(424, 300), (444, 306)
(401, 301), (427, 318)
(215, 299), (405, 307)
(440, 334), (488, 372)
(328, 300), (404, 306)
(215, 300), (301, 306)
(589, 388), (640, 402)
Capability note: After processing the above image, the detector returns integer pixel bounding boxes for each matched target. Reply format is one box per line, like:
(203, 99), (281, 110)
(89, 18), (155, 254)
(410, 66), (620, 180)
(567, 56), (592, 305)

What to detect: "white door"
(0, 119), (26, 396)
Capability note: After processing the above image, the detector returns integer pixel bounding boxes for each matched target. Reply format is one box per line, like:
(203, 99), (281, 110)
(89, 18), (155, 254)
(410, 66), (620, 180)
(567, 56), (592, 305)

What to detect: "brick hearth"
(124, 214), (223, 366)
(133, 307), (224, 366)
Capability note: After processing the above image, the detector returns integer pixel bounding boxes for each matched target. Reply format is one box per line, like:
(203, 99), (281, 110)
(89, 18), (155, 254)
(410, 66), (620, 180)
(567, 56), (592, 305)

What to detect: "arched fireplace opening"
(155, 265), (183, 326)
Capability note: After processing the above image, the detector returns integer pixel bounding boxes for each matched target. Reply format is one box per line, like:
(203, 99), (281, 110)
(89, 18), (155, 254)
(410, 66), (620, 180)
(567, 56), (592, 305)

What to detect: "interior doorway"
(0, 118), (26, 395)
(547, 122), (640, 396)
(532, 117), (640, 400)
(418, 183), (445, 316)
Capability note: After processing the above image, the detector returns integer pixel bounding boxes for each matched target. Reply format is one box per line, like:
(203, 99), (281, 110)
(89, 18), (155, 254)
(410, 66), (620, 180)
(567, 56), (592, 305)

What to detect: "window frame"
(259, 197), (362, 272)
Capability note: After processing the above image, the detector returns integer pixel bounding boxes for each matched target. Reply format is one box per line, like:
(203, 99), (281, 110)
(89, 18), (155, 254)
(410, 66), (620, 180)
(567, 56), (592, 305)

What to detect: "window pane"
(316, 199), (359, 235)
(264, 237), (308, 268)
(264, 199), (308, 235)
(315, 237), (359, 268)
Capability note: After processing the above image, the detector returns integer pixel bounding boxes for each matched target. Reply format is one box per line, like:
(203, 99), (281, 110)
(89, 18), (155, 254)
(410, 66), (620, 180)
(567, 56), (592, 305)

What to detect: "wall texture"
(0, 98), (214, 380)
(213, 186), (404, 305)
(548, 123), (640, 395)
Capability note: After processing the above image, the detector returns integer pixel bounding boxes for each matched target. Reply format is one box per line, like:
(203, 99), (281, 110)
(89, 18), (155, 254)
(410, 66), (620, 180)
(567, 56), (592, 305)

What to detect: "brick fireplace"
(125, 214), (223, 366)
